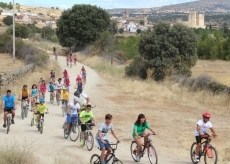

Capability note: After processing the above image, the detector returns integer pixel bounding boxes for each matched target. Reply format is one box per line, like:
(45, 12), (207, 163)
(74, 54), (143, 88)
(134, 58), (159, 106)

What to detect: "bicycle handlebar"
(141, 133), (157, 137)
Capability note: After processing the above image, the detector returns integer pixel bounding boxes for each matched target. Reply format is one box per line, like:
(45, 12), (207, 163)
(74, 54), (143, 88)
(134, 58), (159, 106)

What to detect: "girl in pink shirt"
(64, 76), (71, 92)
(39, 80), (47, 99)
(63, 70), (68, 79)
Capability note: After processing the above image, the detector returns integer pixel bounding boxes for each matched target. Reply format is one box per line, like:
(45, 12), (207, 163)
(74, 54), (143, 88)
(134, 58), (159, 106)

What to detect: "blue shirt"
(31, 89), (38, 96)
(2, 95), (16, 108)
(49, 84), (54, 91)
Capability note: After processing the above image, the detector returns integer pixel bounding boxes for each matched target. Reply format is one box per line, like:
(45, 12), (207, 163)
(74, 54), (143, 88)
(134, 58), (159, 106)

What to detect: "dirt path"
(0, 54), (223, 164)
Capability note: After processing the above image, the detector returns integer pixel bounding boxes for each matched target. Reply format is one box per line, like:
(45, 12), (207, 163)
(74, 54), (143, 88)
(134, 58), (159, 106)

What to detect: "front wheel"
(70, 124), (80, 142)
(62, 106), (65, 117)
(6, 117), (10, 134)
(40, 121), (43, 134)
(190, 142), (198, 164)
(86, 131), (94, 151)
(90, 154), (101, 164)
(31, 118), (34, 127)
(21, 107), (25, 120)
(204, 146), (218, 164)
(148, 144), (158, 164)
(130, 141), (138, 162)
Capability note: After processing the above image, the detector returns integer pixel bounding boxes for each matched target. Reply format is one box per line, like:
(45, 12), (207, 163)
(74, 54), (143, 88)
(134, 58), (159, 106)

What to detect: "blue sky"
(1, 0), (196, 9)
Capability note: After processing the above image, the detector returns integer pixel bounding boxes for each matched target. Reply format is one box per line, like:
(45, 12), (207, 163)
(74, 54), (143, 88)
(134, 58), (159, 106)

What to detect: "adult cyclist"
(73, 91), (90, 107)
(65, 99), (80, 135)
(18, 85), (30, 109)
(1, 90), (16, 127)
(50, 70), (56, 83)
(55, 78), (64, 101)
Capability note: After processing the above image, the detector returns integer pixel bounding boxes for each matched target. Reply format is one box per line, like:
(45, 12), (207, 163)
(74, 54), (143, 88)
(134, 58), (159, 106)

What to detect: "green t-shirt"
(37, 104), (48, 114)
(80, 110), (93, 122)
(132, 122), (150, 137)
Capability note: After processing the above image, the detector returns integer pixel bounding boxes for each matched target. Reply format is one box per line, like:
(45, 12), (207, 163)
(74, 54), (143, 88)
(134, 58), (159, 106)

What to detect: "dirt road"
(0, 55), (219, 164)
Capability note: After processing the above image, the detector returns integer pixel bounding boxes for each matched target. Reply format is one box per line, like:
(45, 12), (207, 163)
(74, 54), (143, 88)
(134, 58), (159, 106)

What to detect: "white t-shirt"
(96, 122), (114, 140)
(195, 120), (213, 136)
(69, 102), (80, 115)
(55, 82), (63, 89)
(73, 93), (88, 107)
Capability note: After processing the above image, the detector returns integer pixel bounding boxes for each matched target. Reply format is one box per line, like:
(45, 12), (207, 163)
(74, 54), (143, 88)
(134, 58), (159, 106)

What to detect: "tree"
(3, 16), (13, 26)
(8, 2), (13, 9)
(140, 20), (144, 26)
(0, 9), (3, 15)
(41, 26), (54, 39)
(51, 7), (54, 9)
(136, 29), (141, 34)
(56, 4), (110, 49)
(6, 24), (33, 38)
(119, 28), (124, 34)
(56, 7), (59, 10)
(108, 20), (118, 35)
(138, 22), (198, 81)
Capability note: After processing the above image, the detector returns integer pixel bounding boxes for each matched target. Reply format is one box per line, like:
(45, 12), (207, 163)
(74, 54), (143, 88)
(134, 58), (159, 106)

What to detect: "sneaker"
(65, 131), (69, 135)
(101, 162), (105, 164)
(3, 124), (6, 128)
(80, 140), (84, 147)
(195, 156), (200, 162)
(136, 155), (140, 162)
(11, 120), (15, 124)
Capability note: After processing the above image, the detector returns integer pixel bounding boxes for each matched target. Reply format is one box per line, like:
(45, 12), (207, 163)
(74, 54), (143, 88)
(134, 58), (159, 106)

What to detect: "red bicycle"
(190, 134), (218, 164)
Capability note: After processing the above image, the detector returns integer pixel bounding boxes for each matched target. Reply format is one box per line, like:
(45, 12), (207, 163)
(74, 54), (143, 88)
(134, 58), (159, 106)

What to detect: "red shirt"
(63, 72), (68, 78)
(76, 77), (82, 82)
(65, 79), (70, 86)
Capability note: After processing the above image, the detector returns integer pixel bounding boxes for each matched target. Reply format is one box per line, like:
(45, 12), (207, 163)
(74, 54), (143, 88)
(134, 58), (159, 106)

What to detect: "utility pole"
(13, 0), (15, 63)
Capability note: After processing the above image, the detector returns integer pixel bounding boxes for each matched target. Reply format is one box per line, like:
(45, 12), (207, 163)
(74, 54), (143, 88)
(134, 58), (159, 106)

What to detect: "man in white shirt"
(194, 112), (217, 162)
(73, 91), (90, 107)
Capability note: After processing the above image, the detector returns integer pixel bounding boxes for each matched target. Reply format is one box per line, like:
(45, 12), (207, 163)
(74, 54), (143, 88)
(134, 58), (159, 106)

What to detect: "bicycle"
(56, 90), (61, 106)
(49, 91), (54, 104)
(21, 99), (29, 119)
(5, 108), (16, 134)
(37, 112), (48, 134)
(30, 110), (37, 127)
(31, 95), (37, 108)
(61, 99), (68, 117)
(74, 59), (77, 66)
(81, 123), (95, 151)
(63, 115), (80, 141)
(90, 141), (123, 164)
(130, 133), (158, 164)
(190, 134), (218, 164)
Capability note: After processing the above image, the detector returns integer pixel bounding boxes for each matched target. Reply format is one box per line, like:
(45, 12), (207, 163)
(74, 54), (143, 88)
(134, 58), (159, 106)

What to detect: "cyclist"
(194, 112), (217, 162)
(73, 91), (90, 107)
(61, 87), (69, 108)
(55, 78), (64, 101)
(65, 99), (80, 135)
(48, 81), (55, 98)
(31, 102), (40, 123)
(77, 79), (83, 93)
(36, 98), (49, 122)
(31, 84), (39, 108)
(63, 70), (68, 80)
(39, 80), (47, 99)
(66, 56), (69, 66)
(132, 114), (156, 162)
(1, 90), (16, 128)
(64, 76), (71, 92)
(50, 70), (56, 83)
(69, 57), (73, 68)
(74, 54), (77, 65)
(19, 85), (30, 109)
(80, 66), (87, 84)
(96, 114), (120, 164)
(79, 104), (96, 146)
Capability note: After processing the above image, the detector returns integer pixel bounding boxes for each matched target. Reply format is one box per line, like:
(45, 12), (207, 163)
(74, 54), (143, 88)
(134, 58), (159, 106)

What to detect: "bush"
(125, 56), (148, 79)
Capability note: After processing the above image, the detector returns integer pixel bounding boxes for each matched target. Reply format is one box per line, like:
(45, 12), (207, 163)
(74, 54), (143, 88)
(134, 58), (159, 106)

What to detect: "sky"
(1, 0), (196, 9)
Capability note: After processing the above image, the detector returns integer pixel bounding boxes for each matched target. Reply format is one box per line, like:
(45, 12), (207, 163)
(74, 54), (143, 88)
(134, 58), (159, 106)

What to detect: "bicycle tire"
(6, 117), (10, 134)
(113, 159), (124, 164)
(86, 131), (94, 151)
(40, 121), (43, 134)
(204, 146), (218, 164)
(31, 118), (34, 127)
(148, 144), (158, 164)
(21, 107), (25, 120)
(70, 124), (80, 142)
(190, 142), (198, 164)
(90, 154), (101, 164)
(62, 106), (65, 117)
(25, 108), (28, 117)
(64, 127), (69, 139)
(130, 141), (138, 162)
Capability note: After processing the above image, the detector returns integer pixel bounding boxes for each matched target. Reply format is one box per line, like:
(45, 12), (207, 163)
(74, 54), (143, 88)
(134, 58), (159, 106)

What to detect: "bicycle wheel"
(204, 146), (218, 164)
(62, 106), (65, 117)
(113, 159), (124, 164)
(31, 118), (34, 127)
(6, 117), (10, 134)
(40, 121), (43, 134)
(25, 108), (28, 117)
(190, 142), (198, 164)
(21, 107), (25, 120)
(90, 154), (101, 164)
(130, 141), (138, 162)
(148, 144), (158, 164)
(86, 131), (94, 151)
(70, 124), (80, 142)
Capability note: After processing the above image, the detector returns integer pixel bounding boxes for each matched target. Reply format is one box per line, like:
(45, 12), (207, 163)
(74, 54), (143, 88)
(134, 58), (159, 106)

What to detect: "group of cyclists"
(1, 56), (218, 164)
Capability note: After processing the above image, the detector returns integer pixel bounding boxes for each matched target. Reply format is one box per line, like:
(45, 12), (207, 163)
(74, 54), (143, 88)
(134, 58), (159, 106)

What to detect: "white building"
(1, 9), (20, 16)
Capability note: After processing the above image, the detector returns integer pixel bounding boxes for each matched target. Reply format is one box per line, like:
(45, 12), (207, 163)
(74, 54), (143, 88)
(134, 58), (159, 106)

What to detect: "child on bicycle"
(36, 98), (49, 122)
(61, 88), (69, 108)
(132, 114), (156, 162)
(48, 82), (55, 97)
(79, 104), (96, 146)
(194, 112), (217, 162)
(96, 114), (120, 164)
(31, 102), (40, 123)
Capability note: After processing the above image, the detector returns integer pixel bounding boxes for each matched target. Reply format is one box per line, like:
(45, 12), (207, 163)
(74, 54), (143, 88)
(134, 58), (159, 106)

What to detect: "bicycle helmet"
(203, 112), (211, 118)
(74, 91), (80, 96)
(40, 98), (45, 103)
(63, 87), (67, 91)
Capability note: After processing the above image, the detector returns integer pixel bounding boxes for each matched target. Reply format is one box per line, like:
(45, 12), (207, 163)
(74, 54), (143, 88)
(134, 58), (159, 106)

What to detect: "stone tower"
(123, 9), (129, 18)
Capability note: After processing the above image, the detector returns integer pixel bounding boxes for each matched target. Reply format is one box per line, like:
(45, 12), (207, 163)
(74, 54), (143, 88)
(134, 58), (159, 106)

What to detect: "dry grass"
(0, 27), (8, 34)
(0, 54), (25, 72)
(78, 54), (230, 163)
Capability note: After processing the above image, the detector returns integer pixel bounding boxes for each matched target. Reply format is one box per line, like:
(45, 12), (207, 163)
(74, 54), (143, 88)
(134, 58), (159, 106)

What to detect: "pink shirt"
(63, 72), (68, 78)
(40, 84), (46, 92)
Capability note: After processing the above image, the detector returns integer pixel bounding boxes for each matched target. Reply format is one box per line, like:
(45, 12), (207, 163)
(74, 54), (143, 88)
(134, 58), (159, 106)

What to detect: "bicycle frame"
(105, 142), (119, 163)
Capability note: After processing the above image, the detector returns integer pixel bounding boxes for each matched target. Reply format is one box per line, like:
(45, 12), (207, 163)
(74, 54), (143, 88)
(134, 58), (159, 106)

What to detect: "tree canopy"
(3, 16), (13, 26)
(6, 24), (33, 38)
(56, 4), (110, 49)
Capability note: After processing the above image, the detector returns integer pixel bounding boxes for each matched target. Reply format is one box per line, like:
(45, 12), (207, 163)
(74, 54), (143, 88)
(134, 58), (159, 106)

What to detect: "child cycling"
(36, 98), (49, 122)
(79, 104), (96, 146)
(132, 114), (156, 162)
(61, 88), (69, 108)
(49, 82), (55, 97)
(96, 114), (120, 164)
(194, 112), (217, 162)
(31, 102), (40, 123)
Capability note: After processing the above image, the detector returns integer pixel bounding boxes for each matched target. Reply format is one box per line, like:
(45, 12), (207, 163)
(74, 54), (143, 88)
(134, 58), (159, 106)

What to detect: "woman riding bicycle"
(194, 112), (217, 162)
(132, 114), (156, 162)
(55, 78), (64, 100)
(31, 84), (39, 108)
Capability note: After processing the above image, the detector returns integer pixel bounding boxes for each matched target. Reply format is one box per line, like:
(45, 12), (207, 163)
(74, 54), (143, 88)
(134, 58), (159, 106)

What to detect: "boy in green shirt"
(79, 104), (96, 146)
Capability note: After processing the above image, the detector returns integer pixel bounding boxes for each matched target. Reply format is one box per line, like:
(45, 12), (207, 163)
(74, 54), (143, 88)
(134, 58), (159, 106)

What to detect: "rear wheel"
(70, 124), (80, 142)
(148, 144), (158, 164)
(130, 141), (138, 162)
(86, 131), (94, 151)
(204, 146), (218, 164)
(90, 154), (101, 164)
(31, 118), (34, 127)
(191, 142), (198, 164)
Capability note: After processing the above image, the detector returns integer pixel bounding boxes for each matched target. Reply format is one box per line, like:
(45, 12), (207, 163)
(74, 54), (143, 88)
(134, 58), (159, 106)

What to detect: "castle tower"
(123, 9), (129, 18)
(197, 13), (205, 28)
(188, 11), (196, 28)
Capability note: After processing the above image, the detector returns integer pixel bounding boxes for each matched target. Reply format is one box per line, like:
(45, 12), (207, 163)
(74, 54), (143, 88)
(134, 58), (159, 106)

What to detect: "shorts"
(21, 96), (28, 101)
(77, 88), (82, 93)
(81, 120), (92, 132)
(67, 114), (78, 123)
(36, 111), (44, 117)
(96, 139), (110, 150)
(4, 107), (14, 113)
(62, 100), (68, 106)
(196, 133), (209, 143)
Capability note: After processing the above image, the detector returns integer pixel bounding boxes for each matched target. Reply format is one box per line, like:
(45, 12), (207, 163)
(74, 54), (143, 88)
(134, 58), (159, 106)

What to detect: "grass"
(78, 54), (230, 162)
